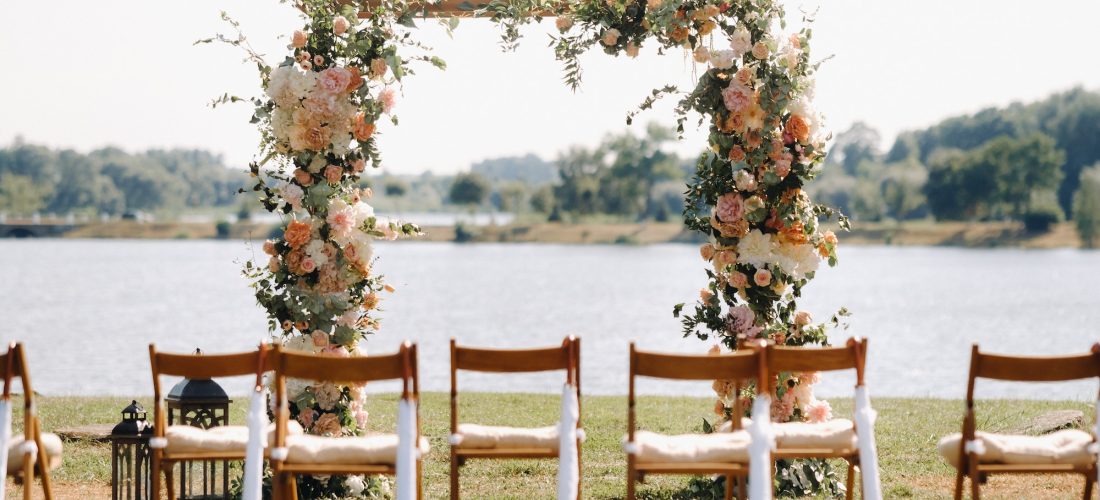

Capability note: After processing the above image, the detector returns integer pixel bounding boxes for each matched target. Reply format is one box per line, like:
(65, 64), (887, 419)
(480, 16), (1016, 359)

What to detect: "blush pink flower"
(716, 192), (745, 223)
(722, 80), (753, 113)
(378, 88), (397, 114)
(311, 330), (329, 347)
(326, 207), (356, 239)
(804, 399), (833, 423)
(298, 408), (317, 428)
(333, 16), (350, 35)
(322, 345), (350, 358)
(300, 257), (316, 273)
(317, 67), (352, 95)
(726, 305), (761, 338)
(728, 271), (749, 289)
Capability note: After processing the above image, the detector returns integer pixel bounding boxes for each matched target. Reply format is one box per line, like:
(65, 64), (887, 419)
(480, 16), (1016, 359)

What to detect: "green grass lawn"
(7, 393), (1094, 499)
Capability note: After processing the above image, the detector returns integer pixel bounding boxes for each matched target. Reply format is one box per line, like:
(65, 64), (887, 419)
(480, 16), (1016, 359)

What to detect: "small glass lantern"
(110, 400), (153, 500)
(166, 360), (232, 500)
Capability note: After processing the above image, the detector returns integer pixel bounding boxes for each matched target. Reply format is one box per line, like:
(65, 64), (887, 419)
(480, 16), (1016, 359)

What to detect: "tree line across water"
(3, 88), (1100, 246)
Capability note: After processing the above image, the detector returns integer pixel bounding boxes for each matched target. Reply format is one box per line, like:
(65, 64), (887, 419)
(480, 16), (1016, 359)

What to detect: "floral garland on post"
(483, 0), (850, 493)
(204, 0), (444, 496)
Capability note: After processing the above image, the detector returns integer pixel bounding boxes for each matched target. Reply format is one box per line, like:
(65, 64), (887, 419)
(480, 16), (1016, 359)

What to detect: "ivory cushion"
(937, 430), (1095, 468)
(164, 421), (303, 454)
(773, 419), (858, 451)
(284, 433), (431, 465)
(453, 424), (560, 451)
(629, 430), (751, 464)
(6, 433), (63, 474)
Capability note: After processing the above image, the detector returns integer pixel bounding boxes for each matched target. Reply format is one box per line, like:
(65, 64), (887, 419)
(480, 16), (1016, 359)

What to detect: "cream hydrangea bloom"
(736, 229), (776, 269)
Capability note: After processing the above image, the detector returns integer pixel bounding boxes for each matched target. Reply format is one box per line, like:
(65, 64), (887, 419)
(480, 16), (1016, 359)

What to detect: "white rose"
(729, 27), (752, 58)
(709, 49), (736, 69)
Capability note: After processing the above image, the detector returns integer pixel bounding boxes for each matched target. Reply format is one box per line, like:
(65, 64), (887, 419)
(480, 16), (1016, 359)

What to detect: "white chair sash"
(241, 388), (267, 500)
(854, 386), (883, 500)
(557, 382), (580, 500)
(747, 395), (775, 500)
(0, 399), (11, 500)
(395, 395), (417, 500)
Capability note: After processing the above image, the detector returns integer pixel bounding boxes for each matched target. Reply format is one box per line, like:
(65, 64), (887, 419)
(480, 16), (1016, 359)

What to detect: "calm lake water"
(1, 239), (1098, 401)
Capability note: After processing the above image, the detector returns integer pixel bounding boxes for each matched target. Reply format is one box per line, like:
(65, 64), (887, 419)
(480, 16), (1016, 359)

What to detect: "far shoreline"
(1, 219), (1088, 249)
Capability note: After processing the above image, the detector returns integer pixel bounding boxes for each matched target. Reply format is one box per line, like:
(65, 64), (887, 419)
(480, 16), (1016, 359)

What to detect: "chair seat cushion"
(165, 421), (303, 454)
(773, 419), (858, 451)
(6, 433), (63, 474)
(284, 433), (431, 465)
(628, 430), (751, 464)
(453, 424), (560, 451)
(937, 430), (1095, 468)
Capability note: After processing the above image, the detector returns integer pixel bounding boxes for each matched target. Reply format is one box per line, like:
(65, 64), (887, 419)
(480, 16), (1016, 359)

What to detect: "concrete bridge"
(0, 222), (81, 238)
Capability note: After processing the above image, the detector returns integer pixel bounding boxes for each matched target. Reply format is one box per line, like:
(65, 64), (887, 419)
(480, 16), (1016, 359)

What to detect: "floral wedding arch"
(210, 0), (848, 495)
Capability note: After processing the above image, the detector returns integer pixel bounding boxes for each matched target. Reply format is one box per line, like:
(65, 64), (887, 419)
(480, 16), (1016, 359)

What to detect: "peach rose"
(298, 409), (317, 428)
(714, 250), (737, 270)
(293, 168), (313, 187)
(745, 131), (763, 150)
(311, 330), (330, 347)
(351, 158), (366, 173)
(785, 114), (811, 144)
(268, 256), (280, 273)
(284, 220), (312, 249)
(728, 271), (749, 289)
(369, 58), (387, 80)
(284, 249), (304, 274)
(700, 243), (716, 261)
(601, 28), (620, 47)
(751, 41), (769, 60)
(794, 311), (812, 327)
(317, 67), (351, 95)
(262, 239), (276, 255)
(700, 289), (714, 303)
(555, 15), (573, 31)
(625, 43), (640, 58)
(352, 113), (376, 141)
(324, 165), (342, 184)
(823, 230), (838, 246)
(313, 412), (342, 436)
(362, 292), (379, 310)
(301, 126), (331, 151)
(333, 16), (349, 35)
(346, 66), (364, 92)
(291, 30), (308, 48)
(753, 268), (772, 287)
(300, 257), (316, 273)
(313, 55), (324, 66)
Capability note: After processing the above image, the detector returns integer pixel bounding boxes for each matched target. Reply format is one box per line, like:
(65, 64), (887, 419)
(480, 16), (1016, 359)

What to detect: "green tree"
(497, 182), (527, 213)
(828, 122), (881, 175)
(1074, 164), (1100, 248)
(448, 172), (490, 207)
(978, 134), (1064, 218)
(384, 179), (409, 197)
(529, 185), (556, 214)
(0, 174), (51, 215)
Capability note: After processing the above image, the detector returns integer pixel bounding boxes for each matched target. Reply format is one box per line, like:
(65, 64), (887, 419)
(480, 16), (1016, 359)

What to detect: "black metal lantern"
(165, 374), (232, 499)
(110, 400), (153, 500)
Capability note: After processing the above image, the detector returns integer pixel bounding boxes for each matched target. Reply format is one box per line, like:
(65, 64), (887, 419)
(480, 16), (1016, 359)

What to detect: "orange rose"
(728, 145), (746, 163)
(785, 114), (811, 144)
(284, 220), (312, 249)
(780, 221), (808, 244)
(352, 113), (376, 141)
(346, 66), (364, 92)
(293, 168), (314, 187)
(745, 131), (763, 151)
(284, 249), (305, 275)
(362, 292), (379, 310)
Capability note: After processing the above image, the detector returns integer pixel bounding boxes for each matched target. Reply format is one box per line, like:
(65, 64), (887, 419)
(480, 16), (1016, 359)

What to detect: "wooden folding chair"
(449, 336), (581, 499)
(270, 341), (424, 500)
(0, 342), (60, 500)
(625, 342), (767, 500)
(764, 337), (869, 500)
(941, 343), (1100, 500)
(148, 343), (275, 500)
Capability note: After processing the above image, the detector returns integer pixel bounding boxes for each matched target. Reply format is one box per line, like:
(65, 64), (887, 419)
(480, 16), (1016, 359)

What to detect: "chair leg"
(289, 475), (299, 500)
(969, 470), (980, 500)
(1083, 473), (1094, 500)
(626, 465), (636, 500)
(450, 452), (460, 500)
(417, 458), (424, 500)
(165, 465), (177, 500)
(845, 461), (855, 500)
(22, 453), (32, 500)
(724, 474), (733, 500)
(953, 468), (964, 500)
(738, 476), (747, 500)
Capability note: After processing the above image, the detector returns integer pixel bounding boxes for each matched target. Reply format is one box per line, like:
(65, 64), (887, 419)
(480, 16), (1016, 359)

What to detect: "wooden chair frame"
(952, 343), (1100, 500)
(764, 337), (868, 500)
(270, 342), (422, 500)
(148, 343), (274, 500)
(626, 342), (767, 500)
(1, 343), (54, 500)
(449, 336), (581, 499)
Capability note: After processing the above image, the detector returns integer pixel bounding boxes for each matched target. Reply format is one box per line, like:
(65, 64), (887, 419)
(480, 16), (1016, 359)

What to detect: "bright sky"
(2, 1), (1099, 174)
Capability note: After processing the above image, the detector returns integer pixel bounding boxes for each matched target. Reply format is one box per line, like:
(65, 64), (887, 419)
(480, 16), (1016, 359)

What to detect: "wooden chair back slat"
(453, 345), (572, 373)
(277, 350), (407, 382)
(152, 350), (273, 379)
(633, 349), (761, 381)
(972, 351), (1100, 383)
(766, 344), (859, 373)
